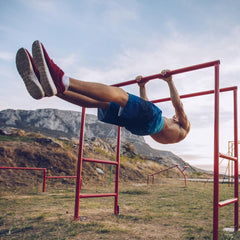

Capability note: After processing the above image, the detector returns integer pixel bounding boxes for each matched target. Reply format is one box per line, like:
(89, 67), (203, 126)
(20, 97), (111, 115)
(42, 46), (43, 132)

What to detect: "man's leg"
(57, 91), (110, 109)
(68, 78), (129, 107)
(32, 40), (129, 108)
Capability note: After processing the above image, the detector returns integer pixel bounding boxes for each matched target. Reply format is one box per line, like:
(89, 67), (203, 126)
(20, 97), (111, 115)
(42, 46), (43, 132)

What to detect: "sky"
(0, 0), (239, 172)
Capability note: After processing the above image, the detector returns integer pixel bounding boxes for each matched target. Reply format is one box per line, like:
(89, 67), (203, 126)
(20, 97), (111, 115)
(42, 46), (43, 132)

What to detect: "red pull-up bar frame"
(74, 60), (238, 240)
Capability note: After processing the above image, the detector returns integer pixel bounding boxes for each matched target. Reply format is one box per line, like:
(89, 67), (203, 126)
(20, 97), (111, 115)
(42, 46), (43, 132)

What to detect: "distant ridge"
(0, 108), (197, 171)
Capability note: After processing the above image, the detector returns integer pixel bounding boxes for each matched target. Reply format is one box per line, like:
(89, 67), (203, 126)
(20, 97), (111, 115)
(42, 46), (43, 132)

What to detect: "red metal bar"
(46, 176), (77, 179)
(151, 86), (237, 104)
(74, 107), (86, 221)
(0, 166), (46, 171)
(176, 165), (188, 187)
(213, 63), (220, 240)
(112, 60), (220, 87)
(80, 193), (117, 198)
(219, 153), (237, 162)
(148, 165), (178, 178)
(43, 169), (46, 192)
(114, 126), (121, 214)
(83, 157), (118, 165)
(147, 165), (188, 187)
(219, 198), (238, 208)
(233, 88), (239, 231)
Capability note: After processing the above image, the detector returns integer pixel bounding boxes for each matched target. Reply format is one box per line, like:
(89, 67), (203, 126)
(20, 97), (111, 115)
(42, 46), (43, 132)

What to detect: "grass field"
(1, 180), (240, 240)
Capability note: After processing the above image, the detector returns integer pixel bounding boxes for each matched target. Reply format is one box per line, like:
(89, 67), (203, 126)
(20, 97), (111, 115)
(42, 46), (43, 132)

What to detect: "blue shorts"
(97, 93), (165, 136)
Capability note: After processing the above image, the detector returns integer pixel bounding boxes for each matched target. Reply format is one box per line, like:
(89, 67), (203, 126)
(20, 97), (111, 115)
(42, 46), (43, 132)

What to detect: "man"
(16, 40), (190, 144)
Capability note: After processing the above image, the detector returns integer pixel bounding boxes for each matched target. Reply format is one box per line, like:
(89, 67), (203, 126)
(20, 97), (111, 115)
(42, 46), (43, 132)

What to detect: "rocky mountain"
(0, 109), (196, 171)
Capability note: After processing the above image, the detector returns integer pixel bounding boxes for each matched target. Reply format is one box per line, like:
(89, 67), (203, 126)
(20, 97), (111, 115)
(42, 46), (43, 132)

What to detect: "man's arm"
(161, 70), (190, 131)
(135, 75), (149, 101)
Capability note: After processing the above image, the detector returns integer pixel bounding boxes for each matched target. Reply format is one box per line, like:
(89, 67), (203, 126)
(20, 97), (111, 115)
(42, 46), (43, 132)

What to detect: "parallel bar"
(213, 63), (220, 240)
(114, 126), (121, 214)
(233, 88), (239, 231)
(219, 153), (237, 162)
(80, 193), (117, 198)
(74, 107), (86, 221)
(46, 176), (77, 179)
(0, 166), (46, 171)
(112, 60), (220, 87)
(219, 198), (238, 208)
(151, 87), (237, 104)
(83, 157), (118, 165)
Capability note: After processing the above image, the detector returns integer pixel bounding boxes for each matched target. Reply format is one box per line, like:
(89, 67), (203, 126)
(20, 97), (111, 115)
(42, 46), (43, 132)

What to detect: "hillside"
(0, 109), (195, 171)
(0, 128), (204, 191)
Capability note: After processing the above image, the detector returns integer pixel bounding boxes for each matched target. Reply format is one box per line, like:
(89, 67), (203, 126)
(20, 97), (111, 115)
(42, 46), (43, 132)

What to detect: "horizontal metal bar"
(0, 166), (46, 171)
(80, 193), (117, 198)
(219, 198), (238, 208)
(112, 60), (220, 87)
(219, 153), (237, 162)
(46, 176), (77, 179)
(83, 158), (118, 165)
(148, 165), (178, 177)
(151, 86), (238, 104)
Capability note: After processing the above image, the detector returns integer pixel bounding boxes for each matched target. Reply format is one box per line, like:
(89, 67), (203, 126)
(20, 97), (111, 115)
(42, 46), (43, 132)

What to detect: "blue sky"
(0, 0), (240, 171)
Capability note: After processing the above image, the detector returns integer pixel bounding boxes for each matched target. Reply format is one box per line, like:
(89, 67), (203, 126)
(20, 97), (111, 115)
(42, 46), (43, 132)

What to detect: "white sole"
(32, 40), (57, 97)
(16, 48), (44, 100)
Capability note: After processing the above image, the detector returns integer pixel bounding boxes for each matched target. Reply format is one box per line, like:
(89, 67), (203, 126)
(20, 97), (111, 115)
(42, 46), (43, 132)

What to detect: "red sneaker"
(16, 48), (44, 99)
(32, 40), (65, 96)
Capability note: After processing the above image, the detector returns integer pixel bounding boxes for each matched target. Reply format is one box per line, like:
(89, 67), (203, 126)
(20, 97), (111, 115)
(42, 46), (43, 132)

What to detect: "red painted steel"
(72, 60), (238, 239)
(74, 109), (121, 220)
(74, 107), (86, 221)
(147, 165), (188, 187)
(83, 157), (118, 165)
(219, 153), (237, 162)
(43, 169), (46, 192)
(151, 86), (237, 104)
(112, 60), (220, 87)
(233, 89), (239, 231)
(46, 176), (77, 179)
(213, 64), (220, 240)
(0, 166), (47, 192)
(80, 193), (117, 198)
(114, 127), (121, 214)
(219, 198), (238, 208)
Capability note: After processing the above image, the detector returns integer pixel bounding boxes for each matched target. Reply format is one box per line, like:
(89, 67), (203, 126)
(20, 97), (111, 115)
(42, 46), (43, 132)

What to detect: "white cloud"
(0, 51), (14, 61)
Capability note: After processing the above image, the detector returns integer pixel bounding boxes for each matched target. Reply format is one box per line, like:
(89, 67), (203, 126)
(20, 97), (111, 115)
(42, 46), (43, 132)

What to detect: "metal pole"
(112, 60), (220, 87)
(74, 107), (86, 221)
(43, 169), (46, 192)
(213, 63), (220, 240)
(114, 126), (121, 214)
(233, 89), (239, 231)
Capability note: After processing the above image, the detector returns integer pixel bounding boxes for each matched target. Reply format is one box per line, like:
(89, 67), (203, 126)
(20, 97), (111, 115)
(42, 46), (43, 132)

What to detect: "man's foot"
(16, 48), (45, 99)
(32, 40), (65, 96)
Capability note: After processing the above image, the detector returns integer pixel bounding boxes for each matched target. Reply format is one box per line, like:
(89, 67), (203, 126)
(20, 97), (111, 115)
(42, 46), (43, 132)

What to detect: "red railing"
(0, 166), (46, 192)
(147, 164), (188, 187)
(0, 166), (76, 192)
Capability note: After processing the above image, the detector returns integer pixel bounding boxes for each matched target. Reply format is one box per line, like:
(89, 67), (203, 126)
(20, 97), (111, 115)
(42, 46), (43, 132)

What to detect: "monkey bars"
(74, 60), (238, 240)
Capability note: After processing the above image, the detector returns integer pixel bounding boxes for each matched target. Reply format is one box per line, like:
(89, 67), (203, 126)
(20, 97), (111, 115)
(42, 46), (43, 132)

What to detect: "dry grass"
(1, 180), (240, 240)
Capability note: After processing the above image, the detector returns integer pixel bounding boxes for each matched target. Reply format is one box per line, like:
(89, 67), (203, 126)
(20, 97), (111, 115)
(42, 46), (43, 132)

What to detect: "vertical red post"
(233, 89), (239, 231)
(114, 126), (121, 214)
(213, 63), (220, 240)
(42, 169), (46, 192)
(74, 107), (86, 221)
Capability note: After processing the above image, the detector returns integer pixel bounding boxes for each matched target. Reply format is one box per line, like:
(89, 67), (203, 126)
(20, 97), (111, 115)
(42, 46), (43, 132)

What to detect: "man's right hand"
(160, 69), (172, 83)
